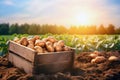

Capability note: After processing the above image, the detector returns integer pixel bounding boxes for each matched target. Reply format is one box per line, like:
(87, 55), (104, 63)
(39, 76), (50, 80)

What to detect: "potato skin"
(57, 40), (65, 47)
(34, 35), (40, 40)
(55, 45), (62, 52)
(34, 46), (43, 53)
(35, 40), (45, 47)
(46, 41), (53, 46)
(27, 44), (34, 49)
(63, 46), (70, 51)
(91, 56), (106, 63)
(42, 38), (48, 42)
(108, 56), (119, 61)
(28, 38), (35, 44)
(47, 36), (57, 43)
(13, 37), (19, 42)
(19, 37), (28, 46)
(46, 45), (54, 52)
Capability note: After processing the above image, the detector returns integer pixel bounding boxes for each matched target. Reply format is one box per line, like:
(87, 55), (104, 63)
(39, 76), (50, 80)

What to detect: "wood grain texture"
(35, 51), (74, 64)
(9, 41), (36, 62)
(8, 52), (33, 74)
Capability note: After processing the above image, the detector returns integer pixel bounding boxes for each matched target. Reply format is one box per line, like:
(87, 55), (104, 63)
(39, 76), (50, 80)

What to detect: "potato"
(55, 45), (62, 52)
(89, 53), (98, 58)
(46, 45), (54, 52)
(57, 40), (65, 47)
(47, 36), (57, 43)
(28, 38), (35, 44)
(42, 38), (48, 42)
(43, 48), (48, 53)
(108, 56), (119, 61)
(13, 37), (19, 42)
(93, 51), (100, 55)
(35, 40), (45, 47)
(53, 42), (58, 48)
(63, 46), (71, 51)
(91, 56), (106, 63)
(33, 35), (40, 40)
(28, 41), (34, 45)
(34, 46), (43, 53)
(27, 44), (34, 49)
(46, 41), (53, 46)
(19, 37), (28, 46)
(89, 51), (100, 58)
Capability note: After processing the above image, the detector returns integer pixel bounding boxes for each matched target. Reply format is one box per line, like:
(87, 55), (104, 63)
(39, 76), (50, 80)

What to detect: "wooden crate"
(8, 41), (74, 74)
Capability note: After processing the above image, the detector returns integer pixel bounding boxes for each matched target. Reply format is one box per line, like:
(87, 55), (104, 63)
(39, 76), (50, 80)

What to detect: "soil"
(0, 51), (120, 80)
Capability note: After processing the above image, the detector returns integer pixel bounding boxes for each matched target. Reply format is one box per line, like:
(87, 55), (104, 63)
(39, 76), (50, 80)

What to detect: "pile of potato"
(89, 51), (120, 63)
(13, 35), (72, 53)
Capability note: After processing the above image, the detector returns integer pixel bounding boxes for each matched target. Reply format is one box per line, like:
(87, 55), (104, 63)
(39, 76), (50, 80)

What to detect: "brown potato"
(91, 56), (106, 63)
(27, 44), (34, 49)
(93, 51), (100, 55)
(28, 38), (35, 44)
(55, 45), (62, 52)
(108, 56), (119, 61)
(89, 51), (100, 58)
(34, 46), (43, 53)
(28, 41), (34, 45)
(46, 41), (53, 46)
(53, 42), (58, 48)
(35, 40), (45, 47)
(89, 53), (98, 58)
(33, 35), (40, 40)
(13, 37), (19, 42)
(46, 45), (54, 52)
(42, 38), (48, 42)
(63, 46), (71, 51)
(43, 48), (48, 53)
(19, 37), (28, 46)
(57, 40), (65, 47)
(47, 36), (57, 43)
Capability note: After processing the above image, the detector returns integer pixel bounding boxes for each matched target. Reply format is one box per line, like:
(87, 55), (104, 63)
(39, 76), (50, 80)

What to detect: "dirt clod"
(0, 51), (120, 80)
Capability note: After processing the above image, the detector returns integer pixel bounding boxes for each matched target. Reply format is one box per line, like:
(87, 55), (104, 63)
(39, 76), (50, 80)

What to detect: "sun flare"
(73, 11), (94, 26)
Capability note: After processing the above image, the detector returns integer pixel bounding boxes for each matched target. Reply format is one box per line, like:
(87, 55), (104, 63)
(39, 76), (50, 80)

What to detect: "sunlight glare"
(74, 11), (93, 26)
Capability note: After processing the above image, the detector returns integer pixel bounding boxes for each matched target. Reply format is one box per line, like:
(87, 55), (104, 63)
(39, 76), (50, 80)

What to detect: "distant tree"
(107, 24), (115, 34)
(28, 24), (40, 34)
(115, 27), (120, 34)
(9, 23), (19, 34)
(0, 23), (9, 35)
(89, 25), (97, 34)
(69, 26), (78, 34)
(19, 23), (30, 34)
(97, 24), (107, 34)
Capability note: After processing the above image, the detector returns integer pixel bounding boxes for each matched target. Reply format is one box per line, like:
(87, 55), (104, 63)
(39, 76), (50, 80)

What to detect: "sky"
(0, 0), (120, 27)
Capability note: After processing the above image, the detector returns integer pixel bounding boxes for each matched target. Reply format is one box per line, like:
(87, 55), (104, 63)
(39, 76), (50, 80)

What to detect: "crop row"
(0, 34), (120, 56)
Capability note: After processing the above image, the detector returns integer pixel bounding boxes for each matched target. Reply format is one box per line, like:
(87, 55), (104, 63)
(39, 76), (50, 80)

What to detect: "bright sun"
(73, 11), (93, 26)
(77, 13), (90, 25)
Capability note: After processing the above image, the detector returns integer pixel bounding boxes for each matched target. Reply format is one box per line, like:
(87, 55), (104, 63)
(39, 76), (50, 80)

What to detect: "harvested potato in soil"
(1, 51), (120, 80)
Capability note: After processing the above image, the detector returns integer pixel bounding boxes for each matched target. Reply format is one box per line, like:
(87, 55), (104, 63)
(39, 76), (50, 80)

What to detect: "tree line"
(0, 23), (120, 35)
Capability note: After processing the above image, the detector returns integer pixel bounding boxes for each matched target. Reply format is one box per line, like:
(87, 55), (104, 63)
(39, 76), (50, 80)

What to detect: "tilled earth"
(0, 51), (120, 80)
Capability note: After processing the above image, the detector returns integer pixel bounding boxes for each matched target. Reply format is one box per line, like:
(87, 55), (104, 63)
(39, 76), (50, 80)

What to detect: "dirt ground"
(0, 51), (120, 80)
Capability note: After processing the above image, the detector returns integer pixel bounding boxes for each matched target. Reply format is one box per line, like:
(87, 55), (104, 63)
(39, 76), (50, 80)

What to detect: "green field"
(0, 34), (120, 56)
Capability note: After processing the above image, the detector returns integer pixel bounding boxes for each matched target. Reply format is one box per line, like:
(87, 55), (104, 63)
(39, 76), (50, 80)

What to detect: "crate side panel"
(34, 61), (72, 74)
(9, 41), (35, 62)
(35, 51), (74, 64)
(8, 52), (33, 74)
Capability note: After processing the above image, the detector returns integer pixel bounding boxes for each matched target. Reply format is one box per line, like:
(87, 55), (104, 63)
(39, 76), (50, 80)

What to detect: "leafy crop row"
(0, 34), (120, 56)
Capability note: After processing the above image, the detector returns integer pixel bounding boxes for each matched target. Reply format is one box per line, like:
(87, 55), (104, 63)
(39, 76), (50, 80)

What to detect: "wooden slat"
(34, 61), (72, 74)
(8, 52), (33, 74)
(9, 41), (36, 62)
(35, 51), (74, 64)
